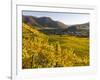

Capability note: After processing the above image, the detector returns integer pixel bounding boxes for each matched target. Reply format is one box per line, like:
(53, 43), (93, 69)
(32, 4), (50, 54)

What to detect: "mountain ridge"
(22, 15), (69, 29)
(22, 15), (89, 37)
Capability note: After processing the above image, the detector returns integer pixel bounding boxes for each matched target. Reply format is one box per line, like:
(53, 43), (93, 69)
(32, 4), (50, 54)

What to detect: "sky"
(22, 11), (90, 25)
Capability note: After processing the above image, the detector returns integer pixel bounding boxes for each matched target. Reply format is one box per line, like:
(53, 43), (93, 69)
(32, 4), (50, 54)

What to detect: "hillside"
(22, 15), (68, 29)
(64, 23), (89, 37)
(22, 23), (89, 69)
(22, 16), (89, 37)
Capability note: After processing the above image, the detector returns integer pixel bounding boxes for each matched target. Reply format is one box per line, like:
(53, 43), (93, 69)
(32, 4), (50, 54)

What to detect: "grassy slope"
(22, 23), (89, 69)
(49, 35), (89, 56)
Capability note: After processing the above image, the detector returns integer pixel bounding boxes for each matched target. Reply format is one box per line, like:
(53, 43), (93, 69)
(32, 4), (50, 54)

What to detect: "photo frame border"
(11, 1), (97, 80)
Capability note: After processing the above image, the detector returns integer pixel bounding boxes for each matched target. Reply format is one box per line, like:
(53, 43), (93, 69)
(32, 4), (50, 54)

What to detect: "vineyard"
(22, 23), (89, 69)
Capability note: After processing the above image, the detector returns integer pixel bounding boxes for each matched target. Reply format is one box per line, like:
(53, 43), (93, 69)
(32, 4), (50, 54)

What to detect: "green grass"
(49, 35), (89, 55)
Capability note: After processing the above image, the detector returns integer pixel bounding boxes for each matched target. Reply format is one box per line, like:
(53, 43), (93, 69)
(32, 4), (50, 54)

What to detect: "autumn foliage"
(22, 23), (89, 69)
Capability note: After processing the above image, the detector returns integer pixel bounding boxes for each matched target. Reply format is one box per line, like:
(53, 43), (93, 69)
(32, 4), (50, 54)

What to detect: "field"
(22, 23), (89, 69)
